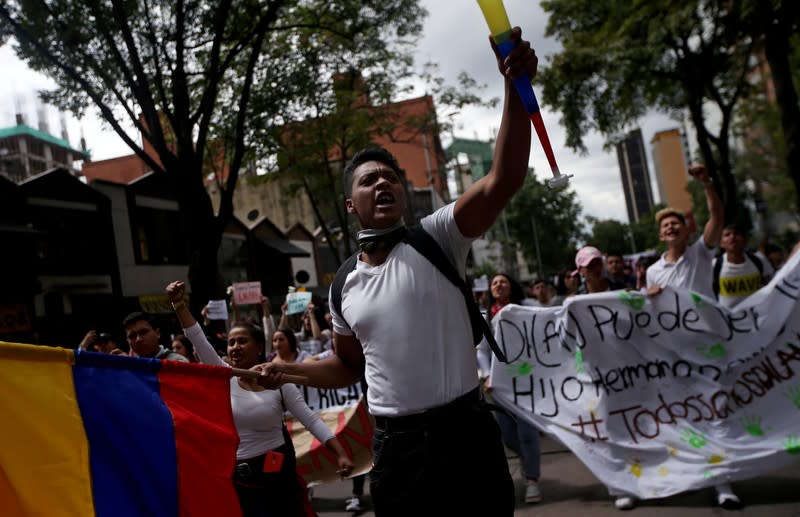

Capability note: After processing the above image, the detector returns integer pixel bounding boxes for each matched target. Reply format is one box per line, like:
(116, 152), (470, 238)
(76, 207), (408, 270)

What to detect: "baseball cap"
(572, 246), (603, 276)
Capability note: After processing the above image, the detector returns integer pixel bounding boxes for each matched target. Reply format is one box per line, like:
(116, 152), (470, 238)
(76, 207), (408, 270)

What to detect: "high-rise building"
(616, 128), (655, 223)
(0, 114), (88, 183)
(651, 128), (692, 214)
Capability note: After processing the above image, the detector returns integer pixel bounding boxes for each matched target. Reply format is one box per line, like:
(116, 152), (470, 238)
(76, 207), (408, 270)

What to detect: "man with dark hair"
(123, 312), (188, 361)
(260, 28), (537, 516)
(606, 251), (634, 289)
(714, 223), (772, 308)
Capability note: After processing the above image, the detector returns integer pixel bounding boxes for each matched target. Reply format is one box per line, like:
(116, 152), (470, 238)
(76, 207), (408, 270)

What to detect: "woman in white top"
(266, 328), (312, 364)
(166, 281), (352, 517)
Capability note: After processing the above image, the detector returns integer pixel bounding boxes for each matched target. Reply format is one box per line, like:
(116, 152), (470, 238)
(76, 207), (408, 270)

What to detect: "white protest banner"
(232, 282), (262, 305)
(286, 291), (313, 315)
(206, 299), (228, 320)
(288, 383), (373, 485)
(490, 252), (800, 499)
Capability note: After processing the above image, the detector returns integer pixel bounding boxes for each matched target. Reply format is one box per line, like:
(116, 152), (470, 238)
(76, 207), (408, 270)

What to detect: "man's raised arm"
(454, 27), (536, 238)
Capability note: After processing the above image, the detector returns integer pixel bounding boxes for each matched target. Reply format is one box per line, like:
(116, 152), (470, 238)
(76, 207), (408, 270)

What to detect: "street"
(312, 435), (800, 516)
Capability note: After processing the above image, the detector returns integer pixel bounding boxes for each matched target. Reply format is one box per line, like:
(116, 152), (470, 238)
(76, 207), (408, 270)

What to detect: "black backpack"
(329, 225), (508, 363)
(712, 250), (766, 299)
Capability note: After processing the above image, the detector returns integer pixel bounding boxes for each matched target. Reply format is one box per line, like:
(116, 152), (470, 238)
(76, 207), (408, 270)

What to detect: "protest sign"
(473, 275), (489, 292)
(286, 291), (313, 315)
(489, 252), (800, 499)
(288, 384), (373, 485)
(206, 300), (228, 320)
(232, 282), (262, 305)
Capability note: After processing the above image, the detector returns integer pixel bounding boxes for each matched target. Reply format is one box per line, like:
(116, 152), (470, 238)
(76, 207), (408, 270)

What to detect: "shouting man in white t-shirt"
(258, 28), (537, 516)
(645, 164), (724, 300)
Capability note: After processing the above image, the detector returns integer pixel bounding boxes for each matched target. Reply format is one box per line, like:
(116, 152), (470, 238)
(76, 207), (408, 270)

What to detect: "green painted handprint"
(696, 342), (726, 359)
(690, 292), (708, 308)
(741, 415), (764, 437)
(680, 428), (706, 449)
(505, 361), (533, 377)
(782, 435), (800, 455)
(786, 386), (800, 409)
(619, 291), (645, 311)
(575, 349), (585, 374)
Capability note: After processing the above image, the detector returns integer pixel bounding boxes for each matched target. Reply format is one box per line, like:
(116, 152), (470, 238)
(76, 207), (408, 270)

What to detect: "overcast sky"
(0, 0), (686, 222)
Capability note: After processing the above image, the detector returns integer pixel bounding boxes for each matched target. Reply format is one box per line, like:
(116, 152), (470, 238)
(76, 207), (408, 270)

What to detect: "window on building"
(132, 207), (188, 264)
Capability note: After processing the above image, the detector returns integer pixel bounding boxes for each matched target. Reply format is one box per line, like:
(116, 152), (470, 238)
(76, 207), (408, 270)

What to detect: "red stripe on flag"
(159, 361), (241, 517)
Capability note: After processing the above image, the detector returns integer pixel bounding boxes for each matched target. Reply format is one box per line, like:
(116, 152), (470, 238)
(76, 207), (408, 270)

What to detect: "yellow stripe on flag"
(0, 342), (96, 517)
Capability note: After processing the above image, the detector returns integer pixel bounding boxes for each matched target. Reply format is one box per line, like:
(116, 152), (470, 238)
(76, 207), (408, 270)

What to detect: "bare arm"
(454, 28), (535, 238)
(166, 281), (227, 367)
(260, 332), (363, 389)
(260, 296), (276, 352)
(278, 302), (289, 329)
(307, 303), (323, 339)
(690, 165), (724, 249)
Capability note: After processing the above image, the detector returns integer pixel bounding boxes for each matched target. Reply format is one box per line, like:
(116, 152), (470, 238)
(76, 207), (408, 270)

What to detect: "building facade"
(0, 115), (89, 183)
(651, 128), (692, 214)
(616, 129), (656, 224)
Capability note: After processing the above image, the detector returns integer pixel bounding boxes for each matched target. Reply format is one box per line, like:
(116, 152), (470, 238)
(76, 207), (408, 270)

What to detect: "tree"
(584, 218), (633, 255)
(0, 0), (426, 309)
(502, 171), (584, 275)
(257, 57), (496, 265)
(538, 0), (753, 223)
(739, 0), (800, 214)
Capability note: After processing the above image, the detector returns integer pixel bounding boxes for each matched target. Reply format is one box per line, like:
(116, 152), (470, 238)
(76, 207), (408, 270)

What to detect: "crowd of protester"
(64, 24), (800, 515)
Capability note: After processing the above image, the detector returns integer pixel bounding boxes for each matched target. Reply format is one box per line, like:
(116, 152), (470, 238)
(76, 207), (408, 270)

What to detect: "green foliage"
(0, 0), (434, 300)
(470, 262), (498, 281)
(243, 2), (496, 263)
(584, 218), (632, 255)
(732, 31), (800, 217)
(538, 0), (753, 221)
(502, 171), (584, 275)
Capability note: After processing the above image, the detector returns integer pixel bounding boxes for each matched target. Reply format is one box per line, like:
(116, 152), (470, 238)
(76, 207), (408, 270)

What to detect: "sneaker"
(614, 496), (636, 510)
(524, 481), (542, 503)
(345, 496), (363, 512)
(715, 482), (742, 509)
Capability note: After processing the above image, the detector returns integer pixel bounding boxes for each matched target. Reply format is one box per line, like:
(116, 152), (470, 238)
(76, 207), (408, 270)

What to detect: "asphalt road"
(312, 435), (800, 516)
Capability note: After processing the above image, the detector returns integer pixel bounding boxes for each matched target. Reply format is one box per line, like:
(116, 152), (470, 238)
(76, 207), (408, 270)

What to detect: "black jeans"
(232, 441), (299, 517)
(370, 388), (514, 516)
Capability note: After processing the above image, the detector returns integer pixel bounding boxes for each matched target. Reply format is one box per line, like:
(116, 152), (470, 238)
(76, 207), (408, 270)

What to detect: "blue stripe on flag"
(73, 351), (178, 517)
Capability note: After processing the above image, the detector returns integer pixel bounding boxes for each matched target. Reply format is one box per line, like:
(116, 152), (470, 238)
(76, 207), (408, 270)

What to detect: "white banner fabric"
(490, 252), (800, 499)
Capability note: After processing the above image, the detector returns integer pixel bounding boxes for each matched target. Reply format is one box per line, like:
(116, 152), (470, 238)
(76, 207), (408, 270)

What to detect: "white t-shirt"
(184, 323), (334, 459)
(330, 203), (477, 417)
(716, 253), (770, 309)
(297, 337), (323, 356)
(646, 238), (716, 298)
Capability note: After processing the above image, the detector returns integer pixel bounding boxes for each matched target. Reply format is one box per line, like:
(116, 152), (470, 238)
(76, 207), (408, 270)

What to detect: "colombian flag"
(0, 342), (242, 517)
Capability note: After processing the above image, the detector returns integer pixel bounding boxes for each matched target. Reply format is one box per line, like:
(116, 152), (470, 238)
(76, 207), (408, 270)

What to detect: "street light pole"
(531, 215), (543, 279)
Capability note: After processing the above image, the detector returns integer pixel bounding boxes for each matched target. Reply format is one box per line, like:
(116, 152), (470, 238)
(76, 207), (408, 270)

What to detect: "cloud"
(413, 0), (681, 223)
(0, 0), (681, 225)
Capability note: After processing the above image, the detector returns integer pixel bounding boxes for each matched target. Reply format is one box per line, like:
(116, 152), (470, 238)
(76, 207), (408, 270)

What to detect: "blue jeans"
(494, 409), (541, 480)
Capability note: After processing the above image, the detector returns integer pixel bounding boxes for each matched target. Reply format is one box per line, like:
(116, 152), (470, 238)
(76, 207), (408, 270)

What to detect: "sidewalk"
(313, 435), (800, 516)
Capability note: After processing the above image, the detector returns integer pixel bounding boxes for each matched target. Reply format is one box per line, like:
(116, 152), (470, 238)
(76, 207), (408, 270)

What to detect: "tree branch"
(0, 4), (165, 175)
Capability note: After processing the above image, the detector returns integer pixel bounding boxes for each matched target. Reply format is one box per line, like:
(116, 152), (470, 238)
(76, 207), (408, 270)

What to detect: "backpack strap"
(329, 252), (359, 332)
(745, 250), (765, 281)
(403, 226), (508, 363)
(712, 253), (724, 299)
